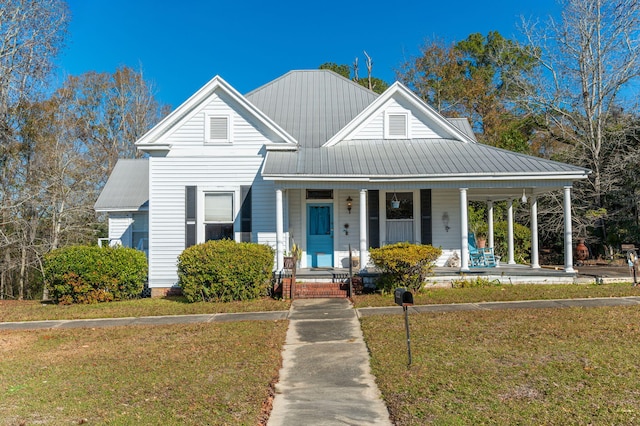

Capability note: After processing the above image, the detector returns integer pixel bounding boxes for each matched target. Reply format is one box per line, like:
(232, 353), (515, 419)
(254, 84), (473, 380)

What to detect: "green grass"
(0, 320), (288, 425)
(0, 296), (290, 322)
(361, 306), (640, 424)
(353, 282), (640, 308)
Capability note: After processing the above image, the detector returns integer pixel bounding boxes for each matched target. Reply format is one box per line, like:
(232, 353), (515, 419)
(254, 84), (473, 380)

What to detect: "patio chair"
(468, 233), (496, 267)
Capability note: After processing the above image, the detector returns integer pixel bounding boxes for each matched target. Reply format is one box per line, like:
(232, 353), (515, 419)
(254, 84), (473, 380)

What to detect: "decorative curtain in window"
(309, 206), (331, 235)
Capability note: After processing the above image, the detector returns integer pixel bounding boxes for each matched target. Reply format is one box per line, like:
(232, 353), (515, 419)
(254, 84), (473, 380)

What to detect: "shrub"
(177, 240), (274, 303)
(44, 246), (147, 304)
(369, 243), (442, 293)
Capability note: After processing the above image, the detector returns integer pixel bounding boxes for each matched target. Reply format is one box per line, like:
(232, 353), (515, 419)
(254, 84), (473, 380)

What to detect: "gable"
(324, 82), (476, 146)
(136, 76), (297, 156)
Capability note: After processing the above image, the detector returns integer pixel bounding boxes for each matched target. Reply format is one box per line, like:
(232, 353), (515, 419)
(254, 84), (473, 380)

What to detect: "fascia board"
(262, 171), (590, 182)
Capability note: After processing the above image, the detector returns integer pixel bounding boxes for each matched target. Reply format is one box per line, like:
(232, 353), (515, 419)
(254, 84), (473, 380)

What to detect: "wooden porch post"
(359, 189), (368, 270)
(530, 195), (540, 269)
(507, 198), (516, 264)
(487, 200), (494, 250)
(276, 188), (284, 271)
(563, 186), (575, 273)
(460, 188), (470, 271)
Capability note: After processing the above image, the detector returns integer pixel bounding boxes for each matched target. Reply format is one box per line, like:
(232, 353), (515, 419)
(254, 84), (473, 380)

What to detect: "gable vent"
(209, 116), (228, 140)
(388, 114), (407, 138)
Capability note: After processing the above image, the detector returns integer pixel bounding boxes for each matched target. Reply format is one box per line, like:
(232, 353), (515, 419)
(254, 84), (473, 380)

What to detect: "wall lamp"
(346, 196), (353, 214)
(442, 212), (450, 232)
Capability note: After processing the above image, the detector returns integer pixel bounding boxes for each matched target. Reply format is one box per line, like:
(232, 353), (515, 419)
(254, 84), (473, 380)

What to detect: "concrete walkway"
(267, 298), (391, 425)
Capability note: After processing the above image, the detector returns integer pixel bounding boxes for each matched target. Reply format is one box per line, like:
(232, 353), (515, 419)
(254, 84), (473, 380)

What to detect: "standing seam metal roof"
(246, 70), (378, 148)
(262, 140), (590, 178)
(94, 159), (149, 211)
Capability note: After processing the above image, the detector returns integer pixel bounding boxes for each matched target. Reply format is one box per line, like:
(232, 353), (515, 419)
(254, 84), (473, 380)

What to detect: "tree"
(398, 32), (537, 151)
(517, 0), (640, 249)
(0, 0), (69, 299)
(319, 52), (389, 94)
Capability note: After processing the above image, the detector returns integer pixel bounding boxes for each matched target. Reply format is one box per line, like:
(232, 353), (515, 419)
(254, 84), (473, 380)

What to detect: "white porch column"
(359, 189), (368, 270)
(487, 200), (494, 249)
(563, 186), (575, 273)
(275, 188), (284, 271)
(507, 198), (515, 264)
(530, 195), (540, 269)
(460, 188), (470, 271)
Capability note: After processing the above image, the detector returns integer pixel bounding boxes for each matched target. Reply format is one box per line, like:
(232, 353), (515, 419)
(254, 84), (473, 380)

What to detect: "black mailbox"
(394, 288), (414, 306)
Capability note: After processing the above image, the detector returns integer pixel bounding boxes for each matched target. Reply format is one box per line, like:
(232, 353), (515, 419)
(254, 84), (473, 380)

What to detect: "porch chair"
(468, 233), (496, 267)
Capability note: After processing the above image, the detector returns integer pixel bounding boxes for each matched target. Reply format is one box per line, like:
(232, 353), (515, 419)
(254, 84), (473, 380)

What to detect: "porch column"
(563, 186), (575, 273)
(276, 188), (284, 271)
(487, 200), (494, 249)
(359, 189), (368, 270)
(530, 195), (540, 269)
(460, 188), (470, 271)
(507, 198), (516, 264)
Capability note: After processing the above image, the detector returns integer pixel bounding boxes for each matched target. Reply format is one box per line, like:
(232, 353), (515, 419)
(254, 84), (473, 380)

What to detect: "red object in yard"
(576, 240), (589, 261)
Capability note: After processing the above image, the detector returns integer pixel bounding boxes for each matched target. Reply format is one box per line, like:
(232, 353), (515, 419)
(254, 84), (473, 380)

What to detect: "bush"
(44, 246), (147, 304)
(369, 243), (442, 293)
(177, 240), (274, 303)
(451, 276), (502, 288)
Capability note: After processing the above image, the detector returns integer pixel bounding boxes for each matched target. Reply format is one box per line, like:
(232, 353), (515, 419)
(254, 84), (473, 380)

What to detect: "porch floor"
(289, 264), (595, 287)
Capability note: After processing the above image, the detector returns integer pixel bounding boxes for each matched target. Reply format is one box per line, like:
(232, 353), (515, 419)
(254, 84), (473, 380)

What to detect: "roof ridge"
(245, 69), (378, 97)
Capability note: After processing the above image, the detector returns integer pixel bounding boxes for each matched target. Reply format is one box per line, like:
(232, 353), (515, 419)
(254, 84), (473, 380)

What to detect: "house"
(95, 70), (590, 296)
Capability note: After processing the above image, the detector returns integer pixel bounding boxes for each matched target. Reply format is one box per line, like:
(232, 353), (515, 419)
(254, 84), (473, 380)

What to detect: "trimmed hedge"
(177, 240), (274, 303)
(369, 242), (442, 293)
(44, 246), (148, 304)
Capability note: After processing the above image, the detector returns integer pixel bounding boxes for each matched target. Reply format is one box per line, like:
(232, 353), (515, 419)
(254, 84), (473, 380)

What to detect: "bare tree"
(518, 0), (640, 247)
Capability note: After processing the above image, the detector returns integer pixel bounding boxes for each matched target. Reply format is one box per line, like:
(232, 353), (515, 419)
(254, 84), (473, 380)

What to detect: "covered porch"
(271, 183), (580, 277)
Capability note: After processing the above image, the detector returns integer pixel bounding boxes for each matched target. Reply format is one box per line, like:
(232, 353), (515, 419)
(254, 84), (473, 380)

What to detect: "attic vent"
(386, 113), (408, 138)
(205, 115), (230, 142)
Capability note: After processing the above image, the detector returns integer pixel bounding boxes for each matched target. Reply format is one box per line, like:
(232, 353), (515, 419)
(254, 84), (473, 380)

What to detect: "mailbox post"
(394, 288), (414, 366)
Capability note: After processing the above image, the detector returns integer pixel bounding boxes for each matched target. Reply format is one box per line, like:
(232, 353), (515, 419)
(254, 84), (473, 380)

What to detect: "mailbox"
(394, 288), (414, 306)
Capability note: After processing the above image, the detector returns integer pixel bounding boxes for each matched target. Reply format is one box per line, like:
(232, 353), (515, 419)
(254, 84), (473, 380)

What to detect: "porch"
(273, 264), (581, 299)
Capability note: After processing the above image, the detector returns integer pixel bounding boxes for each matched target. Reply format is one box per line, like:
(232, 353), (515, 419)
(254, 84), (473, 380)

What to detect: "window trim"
(204, 113), (232, 143)
(384, 112), (409, 139)
(198, 189), (237, 243)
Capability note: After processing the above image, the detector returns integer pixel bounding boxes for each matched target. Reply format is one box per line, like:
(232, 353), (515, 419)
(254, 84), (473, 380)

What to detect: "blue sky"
(57, 0), (561, 108)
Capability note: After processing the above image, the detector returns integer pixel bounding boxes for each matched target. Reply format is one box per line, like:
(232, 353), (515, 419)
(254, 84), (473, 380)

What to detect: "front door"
(307, 204), (333, 267)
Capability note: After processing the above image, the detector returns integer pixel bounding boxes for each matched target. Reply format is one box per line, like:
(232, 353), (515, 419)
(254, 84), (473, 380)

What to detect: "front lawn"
(0, 296), (290, 322)
(353, 282), (640, 308)
(361, 306), (640, 424)
(0, 320), (288, 425)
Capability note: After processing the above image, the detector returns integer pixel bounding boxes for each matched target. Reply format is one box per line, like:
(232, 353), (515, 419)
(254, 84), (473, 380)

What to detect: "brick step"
(282, 280), (349, 299)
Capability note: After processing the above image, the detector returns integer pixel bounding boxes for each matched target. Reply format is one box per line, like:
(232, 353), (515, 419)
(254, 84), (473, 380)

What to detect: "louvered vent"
(388, 114), (407, 138)
(209, 116), (228, 140)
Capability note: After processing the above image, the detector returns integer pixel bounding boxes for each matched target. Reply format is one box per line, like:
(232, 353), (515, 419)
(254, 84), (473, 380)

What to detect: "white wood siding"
(108, 214), (132, 246)
(350, 99), (442, 140)
(431, 189), (460, 250)
(164, 92), (279, 157)
(148, 155), (271, 288)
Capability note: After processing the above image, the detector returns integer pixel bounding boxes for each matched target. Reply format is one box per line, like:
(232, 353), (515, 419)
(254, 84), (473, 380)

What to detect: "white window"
(131, 213), (148, 251)
(385, 113), (409, 139)
(204, 192), (234, 240)
(205, 114), (231, 143)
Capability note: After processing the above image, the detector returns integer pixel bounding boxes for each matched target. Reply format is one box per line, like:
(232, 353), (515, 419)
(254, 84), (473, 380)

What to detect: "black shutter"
(368, 190), (380, 249)
(240, 185), (252, 242)
(420, 189), (432, 245)
(185, 186), (197, 248)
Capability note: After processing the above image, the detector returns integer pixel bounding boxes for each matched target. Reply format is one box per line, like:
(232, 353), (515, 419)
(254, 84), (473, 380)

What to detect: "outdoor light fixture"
(521, 189), (527, 204)
(442, 212), (450, 232)
(346, 196), (353, 214)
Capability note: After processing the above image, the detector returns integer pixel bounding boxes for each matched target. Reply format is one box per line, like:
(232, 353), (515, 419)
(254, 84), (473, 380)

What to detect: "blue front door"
(307, 204), (333, 267)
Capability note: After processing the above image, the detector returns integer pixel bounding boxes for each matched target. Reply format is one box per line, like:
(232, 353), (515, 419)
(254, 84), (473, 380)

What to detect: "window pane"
(205, 224), (234, 241)
(386, 192), (413, 219)
(205, 193), (233, 222)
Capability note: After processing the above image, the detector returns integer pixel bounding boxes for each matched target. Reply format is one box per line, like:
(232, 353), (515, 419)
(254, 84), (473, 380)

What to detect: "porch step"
(283, 281), (349, 299)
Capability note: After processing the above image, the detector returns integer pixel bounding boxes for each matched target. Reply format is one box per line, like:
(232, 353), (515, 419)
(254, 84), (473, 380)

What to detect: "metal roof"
(94, 159), (148, 211)
(246, 70), (378, 148)
(262, 139), (589, 179)
(446, 118), (477, 141)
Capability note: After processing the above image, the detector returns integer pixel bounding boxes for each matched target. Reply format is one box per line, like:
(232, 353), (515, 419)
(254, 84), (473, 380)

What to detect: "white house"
(95, 70), (590, 296)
